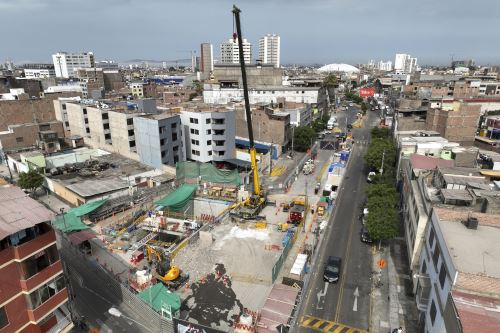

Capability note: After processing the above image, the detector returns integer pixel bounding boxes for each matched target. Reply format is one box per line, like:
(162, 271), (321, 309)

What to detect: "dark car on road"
(360, 226), (373, 243)
(323, 256), (341, 283)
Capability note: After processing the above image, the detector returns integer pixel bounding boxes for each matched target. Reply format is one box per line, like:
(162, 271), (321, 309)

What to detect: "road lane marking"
(300, 315), (369, 333)
(353, 287), (359, 312)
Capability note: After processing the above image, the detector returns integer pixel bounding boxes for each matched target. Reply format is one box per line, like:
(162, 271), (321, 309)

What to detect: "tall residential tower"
(52, 51), (95, 78)
(258, 34), (280, 68)
(220, 37), (252, 64)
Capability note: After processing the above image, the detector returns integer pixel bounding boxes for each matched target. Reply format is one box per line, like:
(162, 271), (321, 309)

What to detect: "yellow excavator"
(231, 5), (266, 219)
(144, 245), (187, 288)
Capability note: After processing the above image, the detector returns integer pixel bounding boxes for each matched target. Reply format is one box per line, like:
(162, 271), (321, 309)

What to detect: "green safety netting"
(137, 283), (181, 314)
(176, 161), (241, 185)
(69, 199), (107, 217)
(155, 184), (197, 211)
(52, 212), (89, 233)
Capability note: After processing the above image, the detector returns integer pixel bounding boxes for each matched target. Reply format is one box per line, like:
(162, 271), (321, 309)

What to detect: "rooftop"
(452, 290), (500, 333)
(0, 186), (55, 240)
(434, 208), (500, 280)
(410, 155), (454, 170)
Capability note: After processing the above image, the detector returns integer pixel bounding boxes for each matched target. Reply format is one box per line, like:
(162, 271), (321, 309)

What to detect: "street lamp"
(108, 307), (154, 333)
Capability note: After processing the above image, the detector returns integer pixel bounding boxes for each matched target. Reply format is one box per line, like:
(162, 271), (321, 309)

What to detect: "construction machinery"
(144, 245), (188, 289)
(231, 5), (266, 219)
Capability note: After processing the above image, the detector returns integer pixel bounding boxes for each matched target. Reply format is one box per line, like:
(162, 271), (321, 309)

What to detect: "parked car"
(360, 227), (373, 243)
(323, 256), (341, 283)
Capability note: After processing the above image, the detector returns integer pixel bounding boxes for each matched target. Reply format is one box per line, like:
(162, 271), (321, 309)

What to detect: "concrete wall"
(87, 106), (108, 147)
(235, 107), (291, 148)
(193, 197), (232, 219)
(65, 103), (88, 137)
(0, 96), (63, 131)
(109, 111), (136, 155)
(134, 115), (183, 168)
(213, 64), (282, 86)
(0, 121), (64, 151)
(203, 86), (319, 104)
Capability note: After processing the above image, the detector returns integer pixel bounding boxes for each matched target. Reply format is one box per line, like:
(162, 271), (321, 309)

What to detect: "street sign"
(360, 88), (375, 97)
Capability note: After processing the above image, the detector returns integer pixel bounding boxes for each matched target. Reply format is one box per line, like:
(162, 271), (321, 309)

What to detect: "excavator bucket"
(164, 265), (181, 281)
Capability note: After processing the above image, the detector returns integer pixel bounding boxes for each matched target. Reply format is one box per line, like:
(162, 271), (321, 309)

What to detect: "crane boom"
(232, 5), (260, 196)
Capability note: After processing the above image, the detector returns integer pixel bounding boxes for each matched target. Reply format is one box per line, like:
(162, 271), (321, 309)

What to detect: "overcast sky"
(1, 0), (499, 66)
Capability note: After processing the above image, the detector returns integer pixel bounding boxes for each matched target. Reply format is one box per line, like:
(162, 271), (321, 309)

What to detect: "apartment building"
(53, 96), (81, 135)
(0, 186), (71, 333)
(394, 53), (418, 73)
(426, 102), (481, 146)
(52, 52), (95, 78)
(75, 67), (104, 90)
(200, 43), (214, 77)
(0, 121), (64, 154)
(416, 207), (500, 333)
(220, 38), (252, 64)
(134, 113), (184, 168)
(204, 84), (318, 104)
(65, 102), (91, 138)
(180, 106), (235, 163)
(130, 82), (144, 98)
(22, 64), (56, 79)
(258, 34), (280, 68)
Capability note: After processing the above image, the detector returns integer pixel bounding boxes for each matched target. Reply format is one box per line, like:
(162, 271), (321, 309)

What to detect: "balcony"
(14, 230), (56, 261)
(415, 275), (431, 311)
(28, 289), (68, 323)
(0, 247), (15, 267)
(20, 261), (63, 292)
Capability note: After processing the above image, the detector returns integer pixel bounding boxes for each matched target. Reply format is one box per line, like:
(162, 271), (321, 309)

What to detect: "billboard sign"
(359, 88), (375, 97)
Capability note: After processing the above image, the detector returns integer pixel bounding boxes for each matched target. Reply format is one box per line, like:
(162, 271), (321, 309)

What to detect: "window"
(213, 118), (225, 125)
(104, 133), (111, 140)
(422, 260), (427, 274)
(62, 104), (67, 110)
(207, 140), (212, 146)
(208, 151), (212, 156)
(171, 123), (177, 129)
(189, 117), (198, 124)
(16, 137), (24, 143)
(101, 113), (108, 120)
(432, 245), (440, 268)
(439, 263), (447, 288)
(191, 139), (199, 145)
(27, 275), (65, 310)
(215, 140), (225, 146)
(161, 151), (166, 158)
(173, 155), (179, 164)
(128, 129), (134, 136)
(206, 118), (211, 124)
(172, 133), (178, 141)
(86, 128), (90, 134)
(429, 228), (435, 248)
(191, 149), (200, 156)
(0, 307), (7, 329)
(160, 139), (165, 146)
(207, 129), (212, 135)
(65, 121), (69, 127)
(39, 124), (50, 131)
(103, 123), (109, 130)
(21, 245), (59, 279)
(190, 128), (199, 135)
(430, 300), (437, 325)
(127, 118), (133, 125)
(214, 129), (225, 135)
(129, 140), (135, 148)
(159, 126), (166, 134)
(217, 151), (225, 156)
(84, 118), (88, 124)
(83, 108), (87, 115)
(173, 146), (179, 152)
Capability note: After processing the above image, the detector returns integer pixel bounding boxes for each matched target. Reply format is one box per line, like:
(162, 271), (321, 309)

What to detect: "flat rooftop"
(434, 208), (500, 278)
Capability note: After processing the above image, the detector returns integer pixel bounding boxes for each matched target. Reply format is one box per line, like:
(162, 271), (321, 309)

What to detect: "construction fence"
(59, 232), (175, 333)
(271, 218), (305, 283)
(176, 161), (241, 186)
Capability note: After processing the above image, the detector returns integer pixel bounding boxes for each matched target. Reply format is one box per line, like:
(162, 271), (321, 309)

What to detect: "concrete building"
(236, 104), (291, 154)
(416, 207), (500, 333)
(212, 64), (283, 87)
(52, 51), (95, 78)
(0, 121), (64, 154)
(377, 61), (392, 71)
(130, 82), (144, 98)
(220, 38), (251, 64)
(258, 34), (280, 68)
(203, 84), (319, 104)
(53, 96), (81, 136)
(22, 64), (55, 79)
(200, 43), (214, 77)
(0, 185), (72, 333)
(426, 102), (481, 146)
(180, 106), (236, 162)
(134, 113), (184, 168)
(65, 101), (91, 138)
(394, 53), (418, 73)
(75, 67), (104, 91)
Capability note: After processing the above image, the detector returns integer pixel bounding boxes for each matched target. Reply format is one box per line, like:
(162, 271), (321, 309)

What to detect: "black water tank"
(467, 217), (478, 230)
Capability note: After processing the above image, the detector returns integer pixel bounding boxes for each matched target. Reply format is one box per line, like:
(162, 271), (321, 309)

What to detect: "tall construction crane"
(232, 5), (266, 218)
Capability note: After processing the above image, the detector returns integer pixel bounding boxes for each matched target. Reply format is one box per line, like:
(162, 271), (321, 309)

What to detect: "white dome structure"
(318, 63), (360, 73)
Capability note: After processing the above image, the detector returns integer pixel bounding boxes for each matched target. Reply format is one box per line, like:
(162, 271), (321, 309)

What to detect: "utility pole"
(380, 149), (386, 175)
(2, 152), (13, 184)
(291, 125), (295, 157)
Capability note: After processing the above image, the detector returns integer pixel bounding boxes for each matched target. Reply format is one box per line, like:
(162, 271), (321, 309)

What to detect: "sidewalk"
(371, 238), (419, 333)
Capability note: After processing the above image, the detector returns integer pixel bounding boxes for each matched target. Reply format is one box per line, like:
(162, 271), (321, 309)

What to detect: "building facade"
(180, 107), (235, 163)
(52, 52), (95, 78)
(134, 113), (184, 168)
(203, 85), (319, 104)
(220, 38), (251, 64)
(200, 43), (214, 76)
(23, 64), (56, 79)
(394, 53), (418, 73)
(258, 34), (280, 68)
(130, 82), (144, 98)
(0, 186), (71, 333)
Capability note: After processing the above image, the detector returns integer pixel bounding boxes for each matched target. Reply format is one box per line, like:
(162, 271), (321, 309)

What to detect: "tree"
(293, 126), (316, 152)
(312, 118), (326, 133)
(361, 102), (368, 113)
(351, 81), (358, 88)
(366, 206), (399, 241)
(365, 138), (396, 172)
(371, 127), (391, 139)
(18, 169), (44, 194)
(322, 74), (337, 88)
(168, 66), (176, 72)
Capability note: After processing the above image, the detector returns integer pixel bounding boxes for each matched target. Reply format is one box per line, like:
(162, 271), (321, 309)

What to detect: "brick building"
(0, 121), (64, 153)
(426, 102), (480, 146)
(0, 186), (72, 333)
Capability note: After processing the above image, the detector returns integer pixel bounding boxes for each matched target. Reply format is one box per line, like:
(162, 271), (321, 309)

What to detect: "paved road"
(295, 110), (379, 333)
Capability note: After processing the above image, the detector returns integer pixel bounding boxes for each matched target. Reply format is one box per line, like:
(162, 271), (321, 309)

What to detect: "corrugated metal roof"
(0, 186), (55, 240)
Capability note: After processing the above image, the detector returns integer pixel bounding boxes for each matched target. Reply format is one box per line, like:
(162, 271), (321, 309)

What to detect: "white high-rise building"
(220, 38), (252, 64)
(378, 61), (393, 71)
(52, 51), (95, 78)
(258, 34), (280, 68)
(394, 53), (417, 73)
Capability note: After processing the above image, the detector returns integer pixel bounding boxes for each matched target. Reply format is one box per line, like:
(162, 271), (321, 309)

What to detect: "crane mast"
(232, 5), (261, 197)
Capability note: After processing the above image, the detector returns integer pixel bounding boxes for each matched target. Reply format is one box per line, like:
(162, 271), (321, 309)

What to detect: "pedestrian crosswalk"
(354, 140), (369, 145)
(300, 315), (368, 333)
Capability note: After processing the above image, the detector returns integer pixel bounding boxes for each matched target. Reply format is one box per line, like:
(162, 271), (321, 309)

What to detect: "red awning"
(67, 229), (96, 245)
